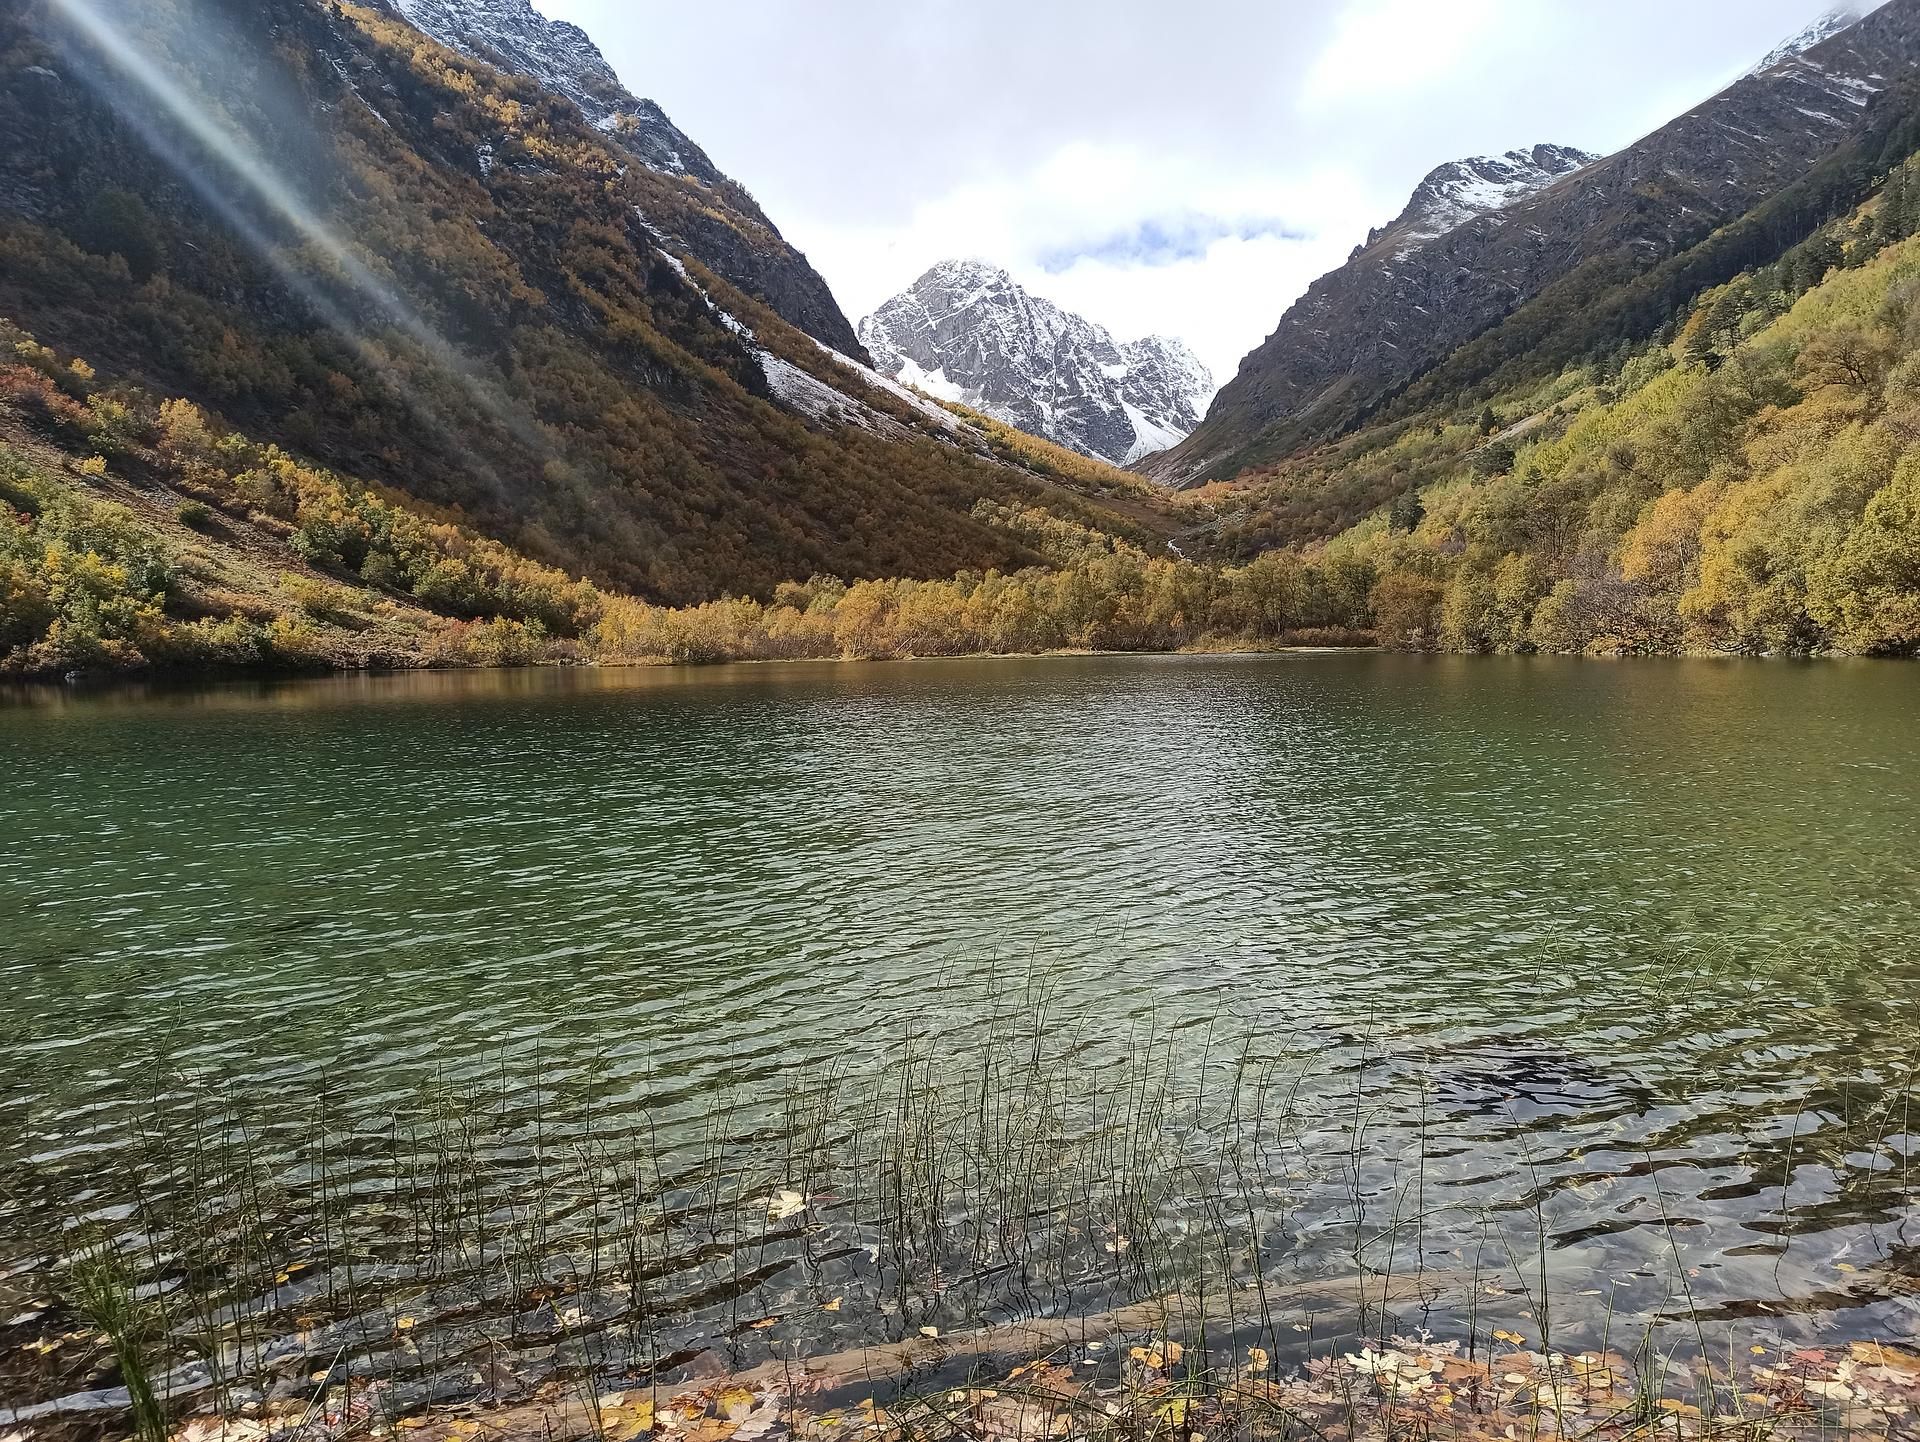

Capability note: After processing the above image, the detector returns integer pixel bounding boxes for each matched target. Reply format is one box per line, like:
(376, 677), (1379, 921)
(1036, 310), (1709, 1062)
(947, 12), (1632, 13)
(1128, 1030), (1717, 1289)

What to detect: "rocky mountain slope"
(1359, 145), (1599, 258)
(1149, 0), (1920, 486)
(0, 0), (1153, 606)
(859, 261), (1213, 466)
(389, 0), (863, 356)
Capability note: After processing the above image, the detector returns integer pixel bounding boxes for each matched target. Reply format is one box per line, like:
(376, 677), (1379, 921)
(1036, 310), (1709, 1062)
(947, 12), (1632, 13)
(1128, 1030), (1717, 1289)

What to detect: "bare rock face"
(388, 0), (863, 357)
(1151, 1), (1920, 486)
(860, 260), (1214, 466)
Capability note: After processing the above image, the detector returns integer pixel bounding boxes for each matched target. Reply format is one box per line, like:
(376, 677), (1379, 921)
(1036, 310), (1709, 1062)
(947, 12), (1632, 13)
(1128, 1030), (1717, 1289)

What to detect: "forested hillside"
(1152, 1), (1920, 486)
(0, 315), (1340, 677)
(0, 0), (1148, 609)
(1181, 160), (1920, 657)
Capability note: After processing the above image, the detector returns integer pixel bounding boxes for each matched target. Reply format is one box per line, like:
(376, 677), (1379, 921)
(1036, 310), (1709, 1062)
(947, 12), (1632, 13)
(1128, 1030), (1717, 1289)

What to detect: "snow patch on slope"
(1381, 144), (1600, 256)
(1749, 5), (1874, 76)
(643, 235), (962, 437)
(391, 0), (712, 181)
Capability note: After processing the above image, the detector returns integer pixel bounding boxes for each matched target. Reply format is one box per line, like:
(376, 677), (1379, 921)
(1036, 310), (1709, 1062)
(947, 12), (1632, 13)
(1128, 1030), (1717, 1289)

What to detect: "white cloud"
(791, 142), (1379, 381)
(537, 0), (1860, 390)
(1300, 0), (1503, 112)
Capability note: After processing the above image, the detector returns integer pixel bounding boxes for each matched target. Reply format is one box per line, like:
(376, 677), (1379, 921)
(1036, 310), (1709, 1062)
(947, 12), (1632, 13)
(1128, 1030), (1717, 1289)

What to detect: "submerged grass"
(3, 982), (1918, 1440)
(65, 1244), (167, 1442)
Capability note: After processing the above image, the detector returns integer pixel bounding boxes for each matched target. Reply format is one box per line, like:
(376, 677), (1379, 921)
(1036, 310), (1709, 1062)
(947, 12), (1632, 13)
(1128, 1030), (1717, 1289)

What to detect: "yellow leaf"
(1155, 1398), (1193, 1424)
(919, 1326), (939, 1339)
(1750, 1345), (1767, 1356)
(1165, 1341), (1185, 1365)
(1836, 1262), (1858, 1273)
(395, 1317), (417, 1332)
(1492, 1329), (1526, 1347)
(822, 1297), (842, 1313)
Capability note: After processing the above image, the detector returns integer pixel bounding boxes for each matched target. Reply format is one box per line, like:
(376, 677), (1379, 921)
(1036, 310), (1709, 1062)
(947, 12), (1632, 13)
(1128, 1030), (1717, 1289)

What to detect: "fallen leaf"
(1852, 1341), (1920, 1375)
(919, 1326), (939, 1339)
(767, 1190), (807, 1221)
(1492, 1329), (1527, 1347)
(822, 1297), (842, 1313)
(395, 1316), (417, 1332)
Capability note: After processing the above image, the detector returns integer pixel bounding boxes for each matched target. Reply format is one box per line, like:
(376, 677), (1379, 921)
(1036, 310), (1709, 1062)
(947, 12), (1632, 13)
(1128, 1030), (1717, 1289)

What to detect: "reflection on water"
(2, 654), (1919, 1420)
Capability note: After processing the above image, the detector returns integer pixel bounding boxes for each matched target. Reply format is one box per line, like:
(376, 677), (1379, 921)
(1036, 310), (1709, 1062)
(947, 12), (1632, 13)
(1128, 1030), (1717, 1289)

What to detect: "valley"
(5, 4), (1920, 1442)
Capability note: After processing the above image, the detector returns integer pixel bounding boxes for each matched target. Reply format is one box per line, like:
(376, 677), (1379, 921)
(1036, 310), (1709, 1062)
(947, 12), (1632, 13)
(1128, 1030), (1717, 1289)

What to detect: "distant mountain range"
(858, 261), (1213, 466)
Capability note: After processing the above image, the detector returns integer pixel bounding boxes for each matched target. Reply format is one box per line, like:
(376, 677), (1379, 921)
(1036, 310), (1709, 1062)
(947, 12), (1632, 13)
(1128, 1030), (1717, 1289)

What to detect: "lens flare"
(44, 0), (553, 483)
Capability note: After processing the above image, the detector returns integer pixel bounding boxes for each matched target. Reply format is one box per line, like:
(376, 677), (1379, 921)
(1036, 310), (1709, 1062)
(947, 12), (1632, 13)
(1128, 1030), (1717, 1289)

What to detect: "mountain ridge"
(387, 0), (865, 357)
(1361, 144), (1599, 259)
(859, 259), (1213, 466)
(1148, 0), (1920, 487)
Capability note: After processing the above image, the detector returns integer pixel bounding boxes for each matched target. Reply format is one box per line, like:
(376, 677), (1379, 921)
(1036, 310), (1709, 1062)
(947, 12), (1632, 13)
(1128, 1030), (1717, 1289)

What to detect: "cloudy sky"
(536, 0), (1871, 384)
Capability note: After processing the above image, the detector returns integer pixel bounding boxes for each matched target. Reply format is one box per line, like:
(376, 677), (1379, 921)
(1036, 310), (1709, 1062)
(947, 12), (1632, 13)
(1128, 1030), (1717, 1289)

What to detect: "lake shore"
(151, 1328), (1920, 1442)
(7, 633), (1382, 689)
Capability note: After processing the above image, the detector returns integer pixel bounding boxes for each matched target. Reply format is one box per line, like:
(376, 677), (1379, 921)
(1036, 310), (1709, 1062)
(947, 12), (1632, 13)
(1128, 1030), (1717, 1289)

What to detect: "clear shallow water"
(3, 654), (1920, 1417)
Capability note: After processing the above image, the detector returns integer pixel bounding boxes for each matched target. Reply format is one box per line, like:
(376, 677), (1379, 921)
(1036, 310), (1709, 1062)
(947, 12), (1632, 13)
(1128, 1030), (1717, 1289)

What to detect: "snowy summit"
(1368, 144), (1600, 257)
(1749, 4), (1876, 75)
(859, 261), (1214, 467)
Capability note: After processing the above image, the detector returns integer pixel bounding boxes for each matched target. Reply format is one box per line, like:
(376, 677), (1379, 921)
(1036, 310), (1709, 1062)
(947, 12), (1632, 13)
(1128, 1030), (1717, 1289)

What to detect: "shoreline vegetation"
(11, 180), (1920, 681)
(7, 995), (1920, 1441)
(0, 314), (1375, 682)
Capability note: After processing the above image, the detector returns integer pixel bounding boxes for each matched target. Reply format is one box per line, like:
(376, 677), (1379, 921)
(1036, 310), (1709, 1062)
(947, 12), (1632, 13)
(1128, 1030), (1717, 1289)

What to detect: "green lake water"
(2, 653), (1919, 1418)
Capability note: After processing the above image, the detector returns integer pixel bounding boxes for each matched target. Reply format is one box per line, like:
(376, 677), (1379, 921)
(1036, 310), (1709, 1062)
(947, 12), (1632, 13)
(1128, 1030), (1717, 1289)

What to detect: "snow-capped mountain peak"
(859, 263), (1214, 467)
(1750, 4), (1877, 76)
(1384, 144), (1600, 251)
